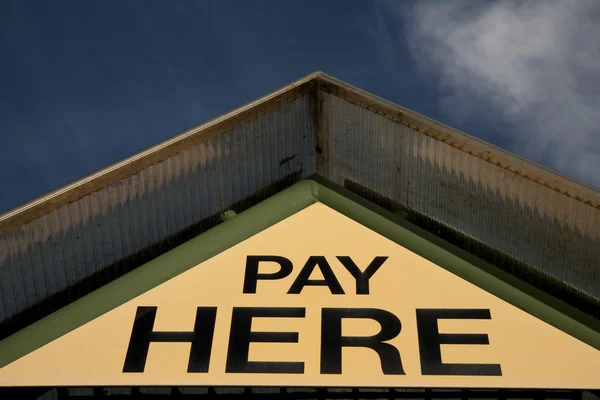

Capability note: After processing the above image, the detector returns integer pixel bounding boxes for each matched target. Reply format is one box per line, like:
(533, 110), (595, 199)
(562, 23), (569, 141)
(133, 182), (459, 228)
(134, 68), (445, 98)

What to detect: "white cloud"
(375, 0), (600, 187)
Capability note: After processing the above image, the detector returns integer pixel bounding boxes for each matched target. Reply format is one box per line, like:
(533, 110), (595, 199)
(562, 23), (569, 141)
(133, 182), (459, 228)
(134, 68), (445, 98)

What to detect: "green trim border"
(0, 176), (599, 370)
(0, 180), (317, 368)
(310, 175), (600, 349)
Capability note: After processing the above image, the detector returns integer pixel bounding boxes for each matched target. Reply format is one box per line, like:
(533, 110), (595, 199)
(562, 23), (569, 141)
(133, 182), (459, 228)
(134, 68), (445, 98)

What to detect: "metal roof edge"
(3, 70), (599, 233)
(315, 72), (600, 208)
(0, 72), (322, 232)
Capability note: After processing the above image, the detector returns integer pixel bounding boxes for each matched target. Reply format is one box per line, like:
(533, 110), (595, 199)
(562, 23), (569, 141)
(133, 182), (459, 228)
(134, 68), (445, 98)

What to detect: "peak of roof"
(2, 71), (598, 230)
(1, 72), (599, 337)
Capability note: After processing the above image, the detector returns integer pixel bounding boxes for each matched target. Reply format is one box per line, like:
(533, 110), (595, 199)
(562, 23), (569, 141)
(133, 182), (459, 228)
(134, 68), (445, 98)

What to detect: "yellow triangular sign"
(0, 203), (598, 388)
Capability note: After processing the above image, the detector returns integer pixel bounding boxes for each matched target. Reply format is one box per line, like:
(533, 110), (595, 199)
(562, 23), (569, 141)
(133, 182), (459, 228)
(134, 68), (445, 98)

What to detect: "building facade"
(0, 72), (598, 399)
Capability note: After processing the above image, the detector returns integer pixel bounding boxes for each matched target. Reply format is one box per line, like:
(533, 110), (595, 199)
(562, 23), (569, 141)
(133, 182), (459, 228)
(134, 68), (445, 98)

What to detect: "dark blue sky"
(1, 0), (597, 213)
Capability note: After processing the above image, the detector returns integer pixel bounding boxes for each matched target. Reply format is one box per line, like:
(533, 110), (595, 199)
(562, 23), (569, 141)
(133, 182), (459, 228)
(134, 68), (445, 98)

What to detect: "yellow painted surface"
(0, 203), (598, 388)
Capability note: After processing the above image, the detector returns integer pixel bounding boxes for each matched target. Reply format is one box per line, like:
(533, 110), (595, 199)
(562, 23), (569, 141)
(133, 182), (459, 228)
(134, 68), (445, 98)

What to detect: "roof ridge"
(2, 71), (598, 233)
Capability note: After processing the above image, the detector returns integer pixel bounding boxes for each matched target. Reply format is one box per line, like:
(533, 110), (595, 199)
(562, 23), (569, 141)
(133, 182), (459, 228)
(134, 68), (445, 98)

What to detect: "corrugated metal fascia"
(316, 74), (600, 208)
(0, 93), (317, 331)
(0, 72), (323, 233)
(321, 92), (600, 303)
(2, 69), (599, 331)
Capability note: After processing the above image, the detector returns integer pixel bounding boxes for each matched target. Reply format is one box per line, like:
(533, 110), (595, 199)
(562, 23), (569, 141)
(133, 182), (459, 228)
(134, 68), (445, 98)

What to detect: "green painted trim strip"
(1, 176), (599, 371)
(0, 180), (318, 368)
(311, 175), (600, 351)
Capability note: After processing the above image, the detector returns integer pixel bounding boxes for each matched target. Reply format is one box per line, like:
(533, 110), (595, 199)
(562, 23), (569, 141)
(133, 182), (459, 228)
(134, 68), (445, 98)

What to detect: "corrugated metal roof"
(1, 72), (598, 335)
(322, 93), (600, 298)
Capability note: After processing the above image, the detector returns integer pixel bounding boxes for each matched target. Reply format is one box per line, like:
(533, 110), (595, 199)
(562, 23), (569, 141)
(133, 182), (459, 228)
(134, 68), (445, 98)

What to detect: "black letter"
(416, 309), (502, 376)
(226, 307), (305, 373)
(288, 256), (344, 294)
(243, 255), (293, 294)
(337, 256), (388, 294)
(123, 306), (217, 373)
(321, 308), (405, 375)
